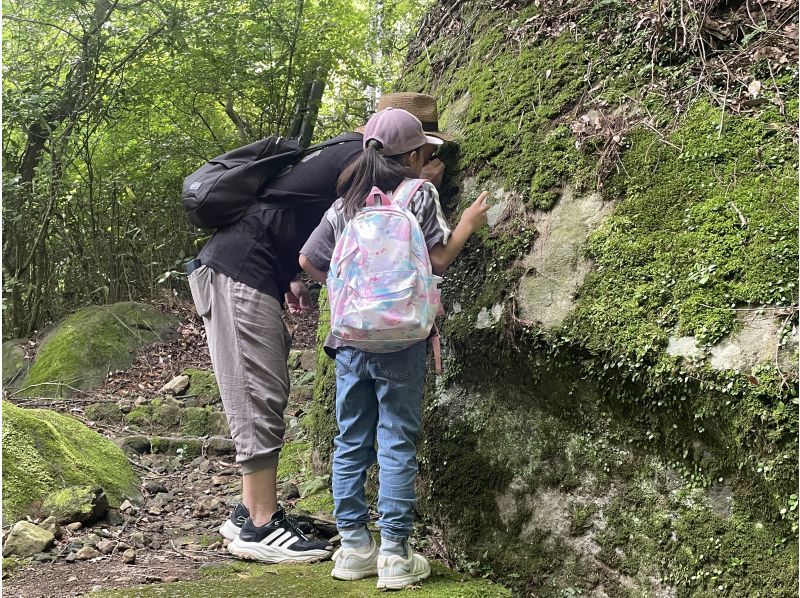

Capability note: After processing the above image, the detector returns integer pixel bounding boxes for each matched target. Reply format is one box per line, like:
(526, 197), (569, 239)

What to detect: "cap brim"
(425, 131), (453, 142)
(425, 135), (444, 146)
(355, 126), (452, 141)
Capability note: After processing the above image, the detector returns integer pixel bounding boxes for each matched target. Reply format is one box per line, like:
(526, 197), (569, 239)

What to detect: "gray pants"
(188, 266), (290, 474)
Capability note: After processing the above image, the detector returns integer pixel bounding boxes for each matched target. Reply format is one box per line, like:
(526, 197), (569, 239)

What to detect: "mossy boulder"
(2, 401), (138, 524)
(303, 2), (798, 596)
(182, 368), (220, 405)
(20, 302), (179, 398)
(2, 521), (55, 558)
(41, 486), (109, 525)
(95, 560), (511, 597)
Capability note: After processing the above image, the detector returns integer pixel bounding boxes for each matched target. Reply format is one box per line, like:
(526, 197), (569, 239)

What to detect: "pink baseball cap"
(363, 107), (443, 156)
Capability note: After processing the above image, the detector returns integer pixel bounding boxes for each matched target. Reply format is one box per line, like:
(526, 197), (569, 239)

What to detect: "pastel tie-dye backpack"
(327, 178), (442, 352)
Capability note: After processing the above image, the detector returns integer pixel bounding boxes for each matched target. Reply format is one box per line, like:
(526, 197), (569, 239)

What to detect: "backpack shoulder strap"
(304, 132), (362, 153)
(391, 178), (426, 211)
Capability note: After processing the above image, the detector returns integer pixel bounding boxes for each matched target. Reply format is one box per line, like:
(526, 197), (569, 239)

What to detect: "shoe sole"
(376, 568), (431, 590)
(331, 567), (378, 580)
(228, 538), (331, 564)
(219, 519), (240, 541)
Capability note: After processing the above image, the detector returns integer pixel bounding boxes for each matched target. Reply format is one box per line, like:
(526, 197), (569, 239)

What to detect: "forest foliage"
(2, 0), (429, 339)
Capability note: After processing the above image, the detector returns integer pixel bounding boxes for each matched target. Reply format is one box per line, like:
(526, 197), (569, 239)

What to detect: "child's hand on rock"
(461, 191), (490, 232)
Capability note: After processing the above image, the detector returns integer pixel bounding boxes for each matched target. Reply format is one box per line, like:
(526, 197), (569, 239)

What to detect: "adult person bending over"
(186, 93), (451, 564)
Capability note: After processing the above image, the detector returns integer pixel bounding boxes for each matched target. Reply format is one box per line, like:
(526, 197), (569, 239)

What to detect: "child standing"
(299, 107), (488, 589)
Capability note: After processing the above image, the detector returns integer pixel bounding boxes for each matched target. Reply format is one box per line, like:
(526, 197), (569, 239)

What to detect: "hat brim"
(424, 130), (453, 142)
(354, 126), (453, 141)
(425, 134), (444, 146)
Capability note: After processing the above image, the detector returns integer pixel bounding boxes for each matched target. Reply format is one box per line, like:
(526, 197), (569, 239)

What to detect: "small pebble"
(122, 548), (136, 564)
(76, 546), (101, 560)
(97, 539), (115, 555)
(66, 522), (83, 532)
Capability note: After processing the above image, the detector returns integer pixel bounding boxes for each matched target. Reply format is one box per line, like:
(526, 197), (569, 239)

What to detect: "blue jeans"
(332, 342), (427, 543)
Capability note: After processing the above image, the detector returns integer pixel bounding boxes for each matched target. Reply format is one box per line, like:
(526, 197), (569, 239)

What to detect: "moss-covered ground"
(2, 401), (138, 523)
(96, 560), (511, 597)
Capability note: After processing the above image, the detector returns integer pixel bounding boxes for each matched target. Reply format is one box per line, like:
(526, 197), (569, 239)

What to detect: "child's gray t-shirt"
(300, 180), (451, 356)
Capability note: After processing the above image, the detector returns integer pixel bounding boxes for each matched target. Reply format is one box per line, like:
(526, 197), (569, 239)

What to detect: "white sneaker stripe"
(270, 531), (294, 546)
(263, 528), (286, 544)
(279, 535), (299, 549)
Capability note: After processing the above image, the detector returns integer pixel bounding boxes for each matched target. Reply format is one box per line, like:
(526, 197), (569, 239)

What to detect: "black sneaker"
(219, 503), (316, 540)
(227, 507), (332, 563)
(219, 503), (249, 540)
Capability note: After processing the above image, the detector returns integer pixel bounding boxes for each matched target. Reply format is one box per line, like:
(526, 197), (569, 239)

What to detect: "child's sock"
(339, 525), (371, 549)
(379, 536), (407, 558)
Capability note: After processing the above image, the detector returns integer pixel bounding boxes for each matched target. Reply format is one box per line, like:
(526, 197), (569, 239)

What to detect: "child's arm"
(299, 255), (327, 284)
(299, 210), (336, 284)
(429, 191), (490, 275)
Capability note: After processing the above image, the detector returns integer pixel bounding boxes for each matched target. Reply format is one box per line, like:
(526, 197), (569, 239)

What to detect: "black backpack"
(182, 133), (360, 228)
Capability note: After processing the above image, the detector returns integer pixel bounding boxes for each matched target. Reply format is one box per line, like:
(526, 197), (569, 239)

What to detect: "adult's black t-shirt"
(197, 133), (362, 302)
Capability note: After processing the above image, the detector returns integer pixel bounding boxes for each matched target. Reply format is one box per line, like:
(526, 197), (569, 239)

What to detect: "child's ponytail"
(337, 140), (415, 220)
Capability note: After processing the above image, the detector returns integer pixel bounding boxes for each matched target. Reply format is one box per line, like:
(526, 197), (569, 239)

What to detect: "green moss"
(277, 441), (311, 481)
(2, 556), (30, 576)
(153, 399), (180, 430)
(149, 437), (203, 458)
(296, 489), (334, 515)
(124, 404), (151, 427)
(2, 401), (138, 522)
(569, 503), (598, 536)
(182, 368), (220, 401)
(84, 402), (123, 423)
(305, 288), (338, 470)
(179, 406), (213, 436)
(96, 561), (511, 597)
(575, 100), (798, 351)
(21, 303), (178, 398)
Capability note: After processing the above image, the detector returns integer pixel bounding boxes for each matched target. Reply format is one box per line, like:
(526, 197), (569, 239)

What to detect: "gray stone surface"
(3, 521), (55, 557)
(710, 313), (794, 373)
(159, 375), (190, 396)
(475, 304), (503, 329)
(517, 185), (616, 329)
(666, 336), (704, 360)
(2, 339), (28, 387)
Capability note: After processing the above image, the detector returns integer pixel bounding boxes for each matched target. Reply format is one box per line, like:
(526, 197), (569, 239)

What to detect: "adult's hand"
(285, 280), (312, 315)
(420, 158), (445, 189)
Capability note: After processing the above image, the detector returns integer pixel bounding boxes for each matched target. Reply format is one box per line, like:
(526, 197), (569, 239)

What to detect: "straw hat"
(356, 92), (453, 141)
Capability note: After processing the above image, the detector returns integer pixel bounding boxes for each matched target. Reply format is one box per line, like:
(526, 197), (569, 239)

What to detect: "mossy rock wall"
(310, 2), (798, 596)
(2, 401), (138, 524)
(20, 302), (179, 398)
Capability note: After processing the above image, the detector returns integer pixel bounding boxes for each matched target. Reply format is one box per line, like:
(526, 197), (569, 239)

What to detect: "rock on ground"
(2, 521), (55, 558)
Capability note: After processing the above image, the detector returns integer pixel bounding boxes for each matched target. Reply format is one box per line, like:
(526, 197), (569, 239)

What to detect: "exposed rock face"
(518, 186), (615, 329)
(2, 339), (28, 387)
(667, 312), (797, 375)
